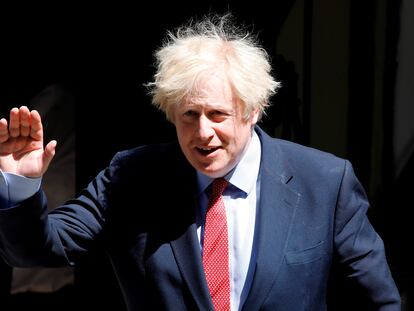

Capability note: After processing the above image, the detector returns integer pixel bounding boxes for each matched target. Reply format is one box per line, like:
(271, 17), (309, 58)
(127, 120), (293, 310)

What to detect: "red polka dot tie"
(202, 178), (230, 311)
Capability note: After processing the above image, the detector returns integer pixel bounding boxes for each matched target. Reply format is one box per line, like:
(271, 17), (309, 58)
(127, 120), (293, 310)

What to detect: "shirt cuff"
(0, 170), (41, 208)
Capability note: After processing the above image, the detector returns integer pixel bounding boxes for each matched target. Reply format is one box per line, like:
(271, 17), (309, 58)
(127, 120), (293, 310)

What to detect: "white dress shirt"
(0, 172), (41, 207)
(196, 131), (261, 311)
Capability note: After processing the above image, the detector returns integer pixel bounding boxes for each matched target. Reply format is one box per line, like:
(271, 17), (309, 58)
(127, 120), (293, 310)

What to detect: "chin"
(198, 165), (229, 178)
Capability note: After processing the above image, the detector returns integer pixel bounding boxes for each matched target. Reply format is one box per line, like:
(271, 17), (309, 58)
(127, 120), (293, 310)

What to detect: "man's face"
(172, 75), (259, 178)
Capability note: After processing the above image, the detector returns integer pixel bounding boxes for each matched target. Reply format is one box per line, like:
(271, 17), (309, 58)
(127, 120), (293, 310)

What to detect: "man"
(0, 14), (400, 310)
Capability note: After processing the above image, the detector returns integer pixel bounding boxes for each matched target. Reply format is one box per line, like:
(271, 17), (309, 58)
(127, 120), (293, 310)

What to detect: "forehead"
(188, 74), (234, 103)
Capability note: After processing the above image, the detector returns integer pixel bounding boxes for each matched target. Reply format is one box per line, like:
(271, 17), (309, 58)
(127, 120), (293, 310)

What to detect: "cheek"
(218, 128), (238, 149)
(230, 126), (251, 151)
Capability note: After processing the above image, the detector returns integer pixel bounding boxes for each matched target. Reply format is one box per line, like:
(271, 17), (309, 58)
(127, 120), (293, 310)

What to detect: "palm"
(0, 138), (44, 177)
(0, 107), (56, 178)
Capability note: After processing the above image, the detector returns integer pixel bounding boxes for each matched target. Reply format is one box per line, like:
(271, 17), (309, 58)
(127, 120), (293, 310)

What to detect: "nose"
(196, 115), (215, 140)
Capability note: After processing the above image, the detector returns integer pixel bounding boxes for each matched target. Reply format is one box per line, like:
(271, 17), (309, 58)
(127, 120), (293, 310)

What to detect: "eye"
(183, 110), (198, 117)
(209, 110), (228, 120)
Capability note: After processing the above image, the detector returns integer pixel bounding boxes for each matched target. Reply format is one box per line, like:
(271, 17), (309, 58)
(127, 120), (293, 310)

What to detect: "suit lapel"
(168, 148), (214, 311)
(170, 223), (214, 311)
(242, 128), (301, 310)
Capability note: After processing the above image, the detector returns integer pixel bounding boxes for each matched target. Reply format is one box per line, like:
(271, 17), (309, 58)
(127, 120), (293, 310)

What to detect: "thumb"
(42, 140), (57, 169)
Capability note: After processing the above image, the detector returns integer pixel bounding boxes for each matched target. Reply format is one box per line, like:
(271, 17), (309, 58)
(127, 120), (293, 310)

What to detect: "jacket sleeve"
(0, 153), (120, 268)
(334, 160), (400, 310)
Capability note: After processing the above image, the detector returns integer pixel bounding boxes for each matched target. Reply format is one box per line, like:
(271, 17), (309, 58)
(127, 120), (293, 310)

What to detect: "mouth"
(195, 146), (221, 156)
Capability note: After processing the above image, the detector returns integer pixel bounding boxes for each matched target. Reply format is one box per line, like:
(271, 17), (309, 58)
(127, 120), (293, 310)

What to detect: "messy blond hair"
(147, 13), (280, 121)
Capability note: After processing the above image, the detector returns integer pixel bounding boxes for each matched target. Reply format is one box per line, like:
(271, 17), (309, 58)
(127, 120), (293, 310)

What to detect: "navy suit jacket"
(0, 127), (400, 310)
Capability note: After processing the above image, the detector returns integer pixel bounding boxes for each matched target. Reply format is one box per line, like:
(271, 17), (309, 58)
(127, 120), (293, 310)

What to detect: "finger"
(30, 110), (43, 141)
(9, 107), (20, 138)
(0, 118), (9, 143)
(42, 140), (57, 170)
(19, 106), (31, 137)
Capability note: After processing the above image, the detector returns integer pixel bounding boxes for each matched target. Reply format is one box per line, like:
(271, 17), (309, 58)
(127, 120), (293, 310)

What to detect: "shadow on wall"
(383, 150), (414, 310)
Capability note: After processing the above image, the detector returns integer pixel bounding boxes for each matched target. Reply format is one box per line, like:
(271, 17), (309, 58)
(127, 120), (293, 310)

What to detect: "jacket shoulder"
(276, 138), (344, 165)
(110, 142), (179, 168)
(258, 127), (346, 172)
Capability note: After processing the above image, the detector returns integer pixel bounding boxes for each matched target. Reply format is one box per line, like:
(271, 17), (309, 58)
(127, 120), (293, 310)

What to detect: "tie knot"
(211, 178), (228, 199)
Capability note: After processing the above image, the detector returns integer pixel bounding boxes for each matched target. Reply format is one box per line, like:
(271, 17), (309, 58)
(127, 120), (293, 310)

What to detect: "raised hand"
(0, 106), (56, 177)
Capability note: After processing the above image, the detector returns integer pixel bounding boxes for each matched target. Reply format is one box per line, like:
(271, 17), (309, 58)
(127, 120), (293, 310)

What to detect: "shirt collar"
(197, 130), (261, 195)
